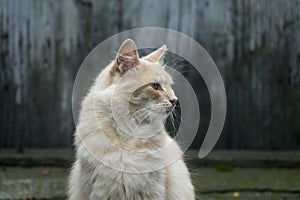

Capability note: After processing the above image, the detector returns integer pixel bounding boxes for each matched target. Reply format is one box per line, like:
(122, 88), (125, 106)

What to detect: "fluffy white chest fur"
(68, 39), (195, 200)
(69, 135), (194, 200)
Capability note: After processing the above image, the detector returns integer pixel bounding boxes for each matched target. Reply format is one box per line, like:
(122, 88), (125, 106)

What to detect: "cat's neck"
(101, 113), (167, 153)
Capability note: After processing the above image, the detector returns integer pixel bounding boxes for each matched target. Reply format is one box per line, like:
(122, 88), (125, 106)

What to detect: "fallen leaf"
(41, 168), (51, 176)
(232, 192), (240, 197)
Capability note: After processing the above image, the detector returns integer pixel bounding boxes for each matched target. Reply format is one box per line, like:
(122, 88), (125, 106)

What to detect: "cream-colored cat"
(68, 39), (195, 200)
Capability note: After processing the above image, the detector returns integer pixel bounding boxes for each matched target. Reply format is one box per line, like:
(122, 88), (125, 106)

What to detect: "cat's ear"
(143, 45), (167, 63)
(114, 39), (140, 75)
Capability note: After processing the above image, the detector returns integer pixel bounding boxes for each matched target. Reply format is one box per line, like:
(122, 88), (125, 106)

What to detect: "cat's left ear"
(114, 39), (140, 75)
(143, 45), (167, 63)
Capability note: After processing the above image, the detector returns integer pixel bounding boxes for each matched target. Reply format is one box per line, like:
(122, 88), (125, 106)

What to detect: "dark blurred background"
(1, 0), (300, 151)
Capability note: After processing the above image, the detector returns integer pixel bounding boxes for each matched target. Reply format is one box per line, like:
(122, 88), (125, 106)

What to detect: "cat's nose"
(169, 99), (177, 106)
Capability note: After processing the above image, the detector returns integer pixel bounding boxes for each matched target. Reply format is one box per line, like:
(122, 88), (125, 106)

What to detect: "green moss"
(214, 163), (234, 172)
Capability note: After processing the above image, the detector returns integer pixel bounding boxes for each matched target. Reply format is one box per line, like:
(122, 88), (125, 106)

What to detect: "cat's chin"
(134, 115), (166, 127)
(117, 118), (165, 138)
(165, 107), (174, 114)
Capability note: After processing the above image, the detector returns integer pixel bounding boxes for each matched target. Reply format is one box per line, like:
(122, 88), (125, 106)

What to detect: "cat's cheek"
(145, 90), (164, 102)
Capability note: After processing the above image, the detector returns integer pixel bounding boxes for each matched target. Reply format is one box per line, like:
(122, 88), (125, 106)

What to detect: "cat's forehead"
(139, 61), (173, 85)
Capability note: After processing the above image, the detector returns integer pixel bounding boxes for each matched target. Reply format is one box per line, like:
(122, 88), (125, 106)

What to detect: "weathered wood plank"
(0, 0), (299, 149)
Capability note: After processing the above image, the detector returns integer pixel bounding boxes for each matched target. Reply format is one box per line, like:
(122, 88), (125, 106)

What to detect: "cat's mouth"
(165, 106), (174, 114)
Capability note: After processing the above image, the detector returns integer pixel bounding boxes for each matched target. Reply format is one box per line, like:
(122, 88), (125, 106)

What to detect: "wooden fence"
(0, 0), (299, 150)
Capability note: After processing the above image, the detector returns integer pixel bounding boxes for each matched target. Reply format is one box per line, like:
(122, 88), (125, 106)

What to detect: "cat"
(68, 39), (195, 200)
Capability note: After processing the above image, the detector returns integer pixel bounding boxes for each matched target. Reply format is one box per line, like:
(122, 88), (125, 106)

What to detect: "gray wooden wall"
(0, 0), (299, 149)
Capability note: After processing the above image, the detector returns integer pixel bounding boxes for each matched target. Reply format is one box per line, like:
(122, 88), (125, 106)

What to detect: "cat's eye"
(150, 83), (161, 90)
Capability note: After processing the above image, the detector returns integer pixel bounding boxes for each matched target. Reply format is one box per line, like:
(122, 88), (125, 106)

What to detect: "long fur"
(68, 40), (195, 200)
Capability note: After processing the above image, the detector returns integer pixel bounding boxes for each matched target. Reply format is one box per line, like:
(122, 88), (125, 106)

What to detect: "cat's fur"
(68, 39), (195, 200)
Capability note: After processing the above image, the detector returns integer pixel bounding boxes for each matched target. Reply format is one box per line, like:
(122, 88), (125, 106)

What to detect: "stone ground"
(0, 149), (300, 199)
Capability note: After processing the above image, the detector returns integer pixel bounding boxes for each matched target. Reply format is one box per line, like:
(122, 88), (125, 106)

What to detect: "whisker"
(136, 111), (150, 126)
(132, 107), (151, 116)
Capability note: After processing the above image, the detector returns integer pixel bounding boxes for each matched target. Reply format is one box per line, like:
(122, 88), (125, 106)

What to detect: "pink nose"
(169, 99), (177, 106)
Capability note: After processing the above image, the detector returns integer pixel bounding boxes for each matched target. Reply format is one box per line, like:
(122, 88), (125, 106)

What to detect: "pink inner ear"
(117, 56), (134, 74)
(118, 39), (138, 58)
(116, 39), (139, 74)
(117, 52), (136, 65)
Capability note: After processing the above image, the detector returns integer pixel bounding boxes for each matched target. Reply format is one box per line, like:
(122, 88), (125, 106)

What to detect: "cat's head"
(109, 39), (177, 126)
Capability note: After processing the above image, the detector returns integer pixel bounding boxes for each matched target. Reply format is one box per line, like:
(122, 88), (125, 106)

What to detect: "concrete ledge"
(0, 149), (300, 168)
(185, 150), (300, 169)
(1, 149), (300, 200)
(0, 149), (73, 167)
(1, 167), (300, 200)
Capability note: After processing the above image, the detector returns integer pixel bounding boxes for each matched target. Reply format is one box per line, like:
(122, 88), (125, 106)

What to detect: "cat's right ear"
(114, 39), (140, 75)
